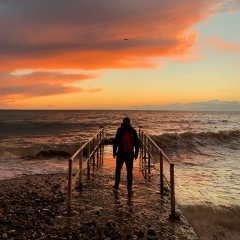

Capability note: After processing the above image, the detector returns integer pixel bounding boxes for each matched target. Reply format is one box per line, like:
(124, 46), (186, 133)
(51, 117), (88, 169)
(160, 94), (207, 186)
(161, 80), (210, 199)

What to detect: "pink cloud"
(0, 71), (103, 103)
(202, 38), (240, 53)
(210, 0), (240, 14)
(0, 0), (237, 106)
(0, 71), (100, 87)
(0, 0), (226, 71)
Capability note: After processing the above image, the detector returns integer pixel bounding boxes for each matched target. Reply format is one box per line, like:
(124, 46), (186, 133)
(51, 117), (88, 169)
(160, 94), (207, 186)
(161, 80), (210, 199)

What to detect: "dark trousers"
(114, 154), (134, 190)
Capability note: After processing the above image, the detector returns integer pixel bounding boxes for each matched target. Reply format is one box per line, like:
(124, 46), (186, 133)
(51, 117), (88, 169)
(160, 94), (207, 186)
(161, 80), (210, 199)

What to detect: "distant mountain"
(132, 100), (240, 111)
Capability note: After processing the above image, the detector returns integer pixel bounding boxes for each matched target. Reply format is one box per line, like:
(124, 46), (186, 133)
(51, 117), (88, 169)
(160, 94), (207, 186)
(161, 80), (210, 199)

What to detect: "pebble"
(0, 172), (198, 240)
(147, 228), (156, 236)
(2, 233), (8, 239)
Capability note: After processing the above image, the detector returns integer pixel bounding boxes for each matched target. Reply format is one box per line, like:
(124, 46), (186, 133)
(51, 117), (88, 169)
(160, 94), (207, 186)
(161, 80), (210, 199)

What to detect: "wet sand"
(0, 152), (198, 239)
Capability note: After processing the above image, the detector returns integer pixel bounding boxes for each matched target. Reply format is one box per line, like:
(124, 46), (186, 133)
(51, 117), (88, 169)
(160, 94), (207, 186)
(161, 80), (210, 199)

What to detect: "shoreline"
(2, 173), (240, 239)
(0, 169), (198, 239)
(1, 146), (239, 239)
(0, 173), (67, 239)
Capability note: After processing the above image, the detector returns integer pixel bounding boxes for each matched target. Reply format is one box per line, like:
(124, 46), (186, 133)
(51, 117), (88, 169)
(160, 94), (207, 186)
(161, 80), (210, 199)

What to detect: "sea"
(0, 110), (240, 239)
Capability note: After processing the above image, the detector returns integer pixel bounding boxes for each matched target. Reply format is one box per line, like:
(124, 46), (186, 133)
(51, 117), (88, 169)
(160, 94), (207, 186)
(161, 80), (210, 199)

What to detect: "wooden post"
(160, 151), (164, 194)
(101, 128), (104, 165)
(170, 163), (175, 217)
(100, 130), (102, 166)
(67, 158), (73, 215)
(87, 142), (90, 180)
(169, 163), (180, 220)
(79, 151), (83, 191)
(97, 134), (99, 166)
(141, 131), (144, 167)
(144, 134), (147, 165)
(139, 129), (143, 166)
(148, 138), (151, 172)
(93, 138), (95, 169)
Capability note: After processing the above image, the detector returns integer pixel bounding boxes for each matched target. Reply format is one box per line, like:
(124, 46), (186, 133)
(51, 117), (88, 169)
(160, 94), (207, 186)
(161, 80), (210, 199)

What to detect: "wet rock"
(0, 168), (198, 240)
(147, 228), (156, 236)
(126, 233), (132, 239)
(2, 233), (8, 239)
(36, 150), (71, 158)
(135, 229), (144, 238)
(96, 210), (101, 215)
(106, 220), (116, 228)
(91, 220), (99, 227)
(81, 233), (89, 239)
(103, 138), (114, 145)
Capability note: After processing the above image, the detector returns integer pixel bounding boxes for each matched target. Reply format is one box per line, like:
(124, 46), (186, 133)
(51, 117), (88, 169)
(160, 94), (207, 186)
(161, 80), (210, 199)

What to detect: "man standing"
(113, 117), (139, 194)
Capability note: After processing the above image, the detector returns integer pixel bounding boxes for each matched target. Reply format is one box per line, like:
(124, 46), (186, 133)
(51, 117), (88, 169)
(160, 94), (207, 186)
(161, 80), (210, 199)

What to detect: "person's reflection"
(127, 194), (133, 216)
(113, 189), (120, 203)
(113, 190), (134, 219)
(113, 189), (121, 215)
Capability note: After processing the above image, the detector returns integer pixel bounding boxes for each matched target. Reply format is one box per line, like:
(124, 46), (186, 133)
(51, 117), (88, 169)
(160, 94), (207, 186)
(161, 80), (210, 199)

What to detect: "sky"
(0, 0), (240, 110)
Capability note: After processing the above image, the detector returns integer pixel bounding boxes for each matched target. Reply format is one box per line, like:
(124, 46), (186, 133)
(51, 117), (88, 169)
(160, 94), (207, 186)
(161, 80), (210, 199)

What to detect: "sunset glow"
(0, 0), (240, 109)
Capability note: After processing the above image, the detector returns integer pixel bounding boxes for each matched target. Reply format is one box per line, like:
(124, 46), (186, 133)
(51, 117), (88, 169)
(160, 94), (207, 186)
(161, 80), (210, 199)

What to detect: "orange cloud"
(0, 71), (99, 87)
(86, 88), (103, 93)
(0, 1), (226, 71)
(0, 71), (103, 103)
(1, 0), (238, 107)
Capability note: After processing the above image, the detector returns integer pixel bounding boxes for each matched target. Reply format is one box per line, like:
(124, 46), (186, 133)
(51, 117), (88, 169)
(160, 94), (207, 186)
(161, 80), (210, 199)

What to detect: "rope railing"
(139, 129), (180, 220)
(66, 128), (104, 216)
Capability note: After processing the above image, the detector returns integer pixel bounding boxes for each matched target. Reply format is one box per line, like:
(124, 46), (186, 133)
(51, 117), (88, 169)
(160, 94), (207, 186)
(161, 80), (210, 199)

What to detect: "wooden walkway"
(61, 145), (198, 239)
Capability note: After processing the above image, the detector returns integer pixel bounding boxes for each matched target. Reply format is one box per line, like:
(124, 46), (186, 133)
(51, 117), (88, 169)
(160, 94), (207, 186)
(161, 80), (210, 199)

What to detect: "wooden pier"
(63, 129), (198, 239)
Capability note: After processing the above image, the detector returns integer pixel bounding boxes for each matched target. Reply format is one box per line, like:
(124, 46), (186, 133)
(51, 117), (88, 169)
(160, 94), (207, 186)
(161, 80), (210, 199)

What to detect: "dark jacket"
(113, 122), (139, 158)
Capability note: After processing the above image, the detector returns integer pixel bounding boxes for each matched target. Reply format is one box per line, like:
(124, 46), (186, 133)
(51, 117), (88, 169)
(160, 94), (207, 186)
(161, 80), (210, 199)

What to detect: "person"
(113, 117), (139, 194)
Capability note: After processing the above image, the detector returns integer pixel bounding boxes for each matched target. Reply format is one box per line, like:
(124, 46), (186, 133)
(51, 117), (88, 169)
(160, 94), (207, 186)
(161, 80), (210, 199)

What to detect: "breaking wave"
(151, 130), (240, 157)
(0, 142), (82, 160)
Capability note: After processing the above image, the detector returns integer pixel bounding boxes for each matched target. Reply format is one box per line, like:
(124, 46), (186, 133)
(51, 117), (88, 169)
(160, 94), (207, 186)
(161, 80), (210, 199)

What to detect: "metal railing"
(139, 129), (180, 220)
(66, 128), (104, 216)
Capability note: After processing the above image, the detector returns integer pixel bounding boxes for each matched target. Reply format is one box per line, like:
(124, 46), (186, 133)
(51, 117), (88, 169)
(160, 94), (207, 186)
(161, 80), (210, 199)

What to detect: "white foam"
(0, 158), (68, 180)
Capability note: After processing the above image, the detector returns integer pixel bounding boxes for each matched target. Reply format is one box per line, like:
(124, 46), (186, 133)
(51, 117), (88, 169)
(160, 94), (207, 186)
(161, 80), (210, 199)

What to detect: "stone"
(126, 233), (132, 239)
(135, 229), (144, 238)
(36, 150), (70, 158)
(147, 228), (156, 236)
(2, 233), (8, 239)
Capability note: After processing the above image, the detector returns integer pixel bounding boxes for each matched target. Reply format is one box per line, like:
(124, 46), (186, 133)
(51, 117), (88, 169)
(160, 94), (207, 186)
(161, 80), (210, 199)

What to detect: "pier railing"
(66, 128), (104, 216)
(139, 129), (180, 220)
(66, 128), (179, 219)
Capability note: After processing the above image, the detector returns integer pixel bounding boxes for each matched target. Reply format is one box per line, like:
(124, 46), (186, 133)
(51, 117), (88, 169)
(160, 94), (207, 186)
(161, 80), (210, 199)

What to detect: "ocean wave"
(151, 130), (240, 157)
(0, 121), (101, 132)
(0, 142), (82, 160)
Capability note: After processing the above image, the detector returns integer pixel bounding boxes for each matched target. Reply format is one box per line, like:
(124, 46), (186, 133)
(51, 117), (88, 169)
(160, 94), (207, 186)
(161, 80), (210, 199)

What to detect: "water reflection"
(113, 189), (134, 217)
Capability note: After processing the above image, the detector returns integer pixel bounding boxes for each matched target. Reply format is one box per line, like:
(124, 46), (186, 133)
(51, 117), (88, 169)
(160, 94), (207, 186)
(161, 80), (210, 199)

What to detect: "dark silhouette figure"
(113, 117), (139, 194)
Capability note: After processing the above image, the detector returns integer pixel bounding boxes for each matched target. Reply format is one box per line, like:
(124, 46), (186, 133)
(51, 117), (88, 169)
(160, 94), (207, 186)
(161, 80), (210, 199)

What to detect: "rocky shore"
(0, 174), (67, 239)
(0, 157), (198, 239)
(1, 147), (239, 240)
